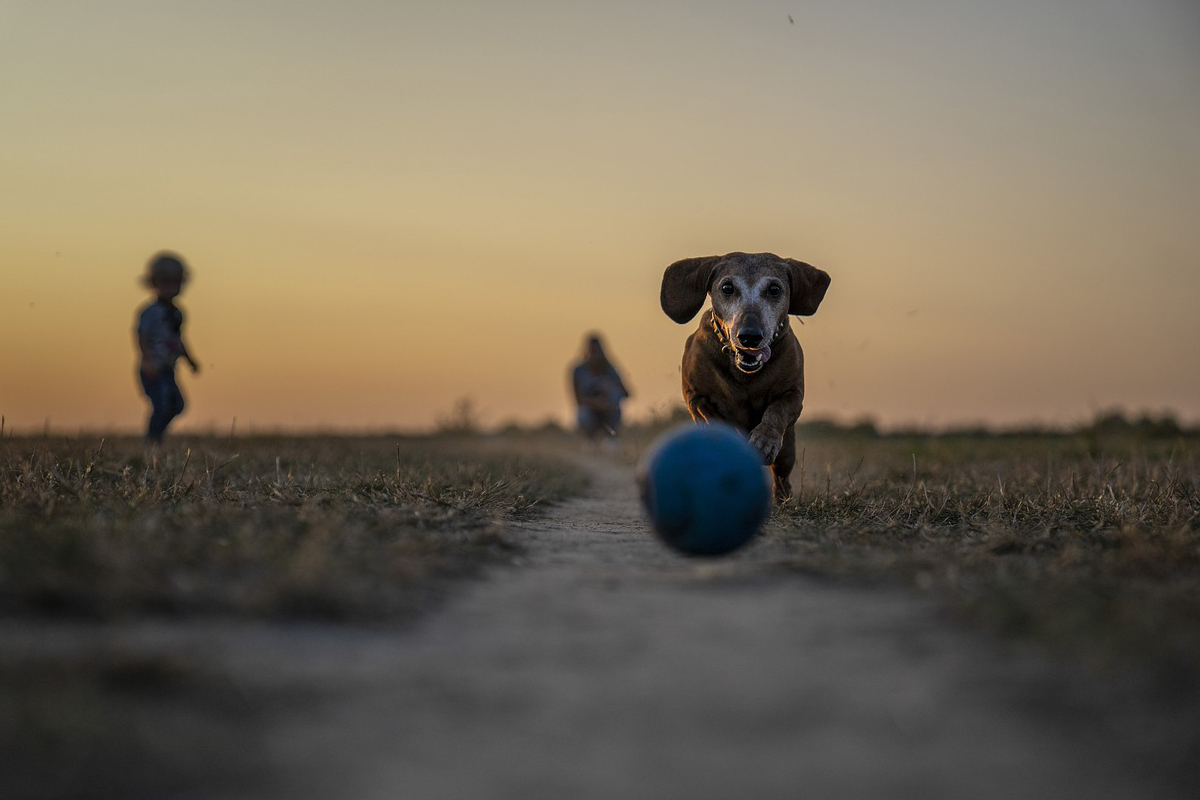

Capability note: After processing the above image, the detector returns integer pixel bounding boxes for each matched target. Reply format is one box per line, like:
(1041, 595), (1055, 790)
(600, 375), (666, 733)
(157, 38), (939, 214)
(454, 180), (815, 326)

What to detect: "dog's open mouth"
(733, 344), (771, 373)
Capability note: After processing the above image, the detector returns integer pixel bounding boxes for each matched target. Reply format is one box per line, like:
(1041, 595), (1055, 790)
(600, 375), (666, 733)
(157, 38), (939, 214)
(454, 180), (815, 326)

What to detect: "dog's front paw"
(748, 425), (783, 465)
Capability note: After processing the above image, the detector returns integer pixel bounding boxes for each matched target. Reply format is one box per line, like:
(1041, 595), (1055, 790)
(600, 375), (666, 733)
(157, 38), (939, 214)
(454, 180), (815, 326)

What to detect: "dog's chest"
(712, 375), (775, 425)
(683, 329), (802, 428)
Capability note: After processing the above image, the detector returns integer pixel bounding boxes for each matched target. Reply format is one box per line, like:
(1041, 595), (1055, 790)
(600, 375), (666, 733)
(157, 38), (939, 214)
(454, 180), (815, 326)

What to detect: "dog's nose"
(737, 328), (765, 348)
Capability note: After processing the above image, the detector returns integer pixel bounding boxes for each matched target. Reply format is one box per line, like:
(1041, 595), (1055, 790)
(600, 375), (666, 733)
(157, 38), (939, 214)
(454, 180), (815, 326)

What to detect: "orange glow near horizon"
(3, 1), (1199, 434)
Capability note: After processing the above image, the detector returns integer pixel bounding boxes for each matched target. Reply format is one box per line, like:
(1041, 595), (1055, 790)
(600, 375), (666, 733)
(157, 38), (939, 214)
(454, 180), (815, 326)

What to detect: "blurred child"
(135, 252), (199, 443)
(570, 332), (630, 449)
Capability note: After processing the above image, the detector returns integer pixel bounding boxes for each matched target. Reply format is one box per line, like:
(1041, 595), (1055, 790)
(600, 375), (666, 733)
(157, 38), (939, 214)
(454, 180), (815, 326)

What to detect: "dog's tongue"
(745, 344), (771, 363)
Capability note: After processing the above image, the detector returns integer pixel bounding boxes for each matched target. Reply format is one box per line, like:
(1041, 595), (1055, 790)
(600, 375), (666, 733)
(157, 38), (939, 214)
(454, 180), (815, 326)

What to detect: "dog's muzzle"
(714, 316), (784, 374)
(730, 344), (771, 373)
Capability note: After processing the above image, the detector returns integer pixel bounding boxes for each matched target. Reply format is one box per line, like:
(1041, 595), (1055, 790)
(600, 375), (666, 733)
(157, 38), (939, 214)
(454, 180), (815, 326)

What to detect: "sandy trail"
(6, 454), (1192, 799)
(215, 454), (1185, 800)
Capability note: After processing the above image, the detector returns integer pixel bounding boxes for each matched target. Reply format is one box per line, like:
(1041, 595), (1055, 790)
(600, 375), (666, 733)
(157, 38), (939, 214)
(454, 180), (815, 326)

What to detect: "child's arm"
(180, 338), (200, 374)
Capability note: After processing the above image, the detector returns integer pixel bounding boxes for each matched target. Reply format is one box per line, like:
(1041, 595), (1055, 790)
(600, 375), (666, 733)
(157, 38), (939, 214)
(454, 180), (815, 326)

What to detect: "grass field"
(1, 425), (1198, 798)
(2, 426), (1196, 667)
(771, 429), (1200, 676)
(0, 433), (586, 620)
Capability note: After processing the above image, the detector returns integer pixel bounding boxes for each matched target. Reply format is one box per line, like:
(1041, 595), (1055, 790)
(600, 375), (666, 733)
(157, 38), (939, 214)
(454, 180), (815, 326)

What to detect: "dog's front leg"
(685, 393), (722, 424)
(748, 394), (802, 465)
(747, 423), (785, 464)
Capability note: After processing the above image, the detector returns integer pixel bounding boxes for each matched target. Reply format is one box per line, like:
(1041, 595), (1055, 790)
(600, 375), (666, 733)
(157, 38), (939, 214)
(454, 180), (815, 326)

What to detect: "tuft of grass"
(0, 435), (586, 621)
(774, 434), (1200, 675)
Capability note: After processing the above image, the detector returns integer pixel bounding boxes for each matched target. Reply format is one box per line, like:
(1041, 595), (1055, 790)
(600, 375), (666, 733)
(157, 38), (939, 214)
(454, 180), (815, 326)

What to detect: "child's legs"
(601, 404), (622, 436)
(577, 404), (621, 440)
(141, 370), (186, 442)
(166, 373), (186, 420)
(577, 406), (602, 439)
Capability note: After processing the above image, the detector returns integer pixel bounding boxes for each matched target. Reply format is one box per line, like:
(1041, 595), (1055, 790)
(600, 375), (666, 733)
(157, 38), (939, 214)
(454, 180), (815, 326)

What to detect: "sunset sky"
(2, 0), (1198, 433)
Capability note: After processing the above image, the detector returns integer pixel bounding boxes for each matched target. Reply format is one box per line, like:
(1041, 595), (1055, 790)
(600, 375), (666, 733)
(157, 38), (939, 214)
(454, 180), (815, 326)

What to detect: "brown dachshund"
(661, 252), (830, 502)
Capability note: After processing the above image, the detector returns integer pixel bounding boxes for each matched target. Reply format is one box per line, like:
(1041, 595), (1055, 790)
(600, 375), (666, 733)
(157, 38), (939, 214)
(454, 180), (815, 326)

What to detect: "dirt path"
(6, 455), (1192, 799)
(215, 454), (1188, 800)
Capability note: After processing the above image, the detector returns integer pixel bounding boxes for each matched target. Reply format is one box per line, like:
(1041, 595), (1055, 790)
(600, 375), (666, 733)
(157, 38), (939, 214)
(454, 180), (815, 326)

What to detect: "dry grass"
(773, 432), (1200, 673)
(0, 433), (586, 620)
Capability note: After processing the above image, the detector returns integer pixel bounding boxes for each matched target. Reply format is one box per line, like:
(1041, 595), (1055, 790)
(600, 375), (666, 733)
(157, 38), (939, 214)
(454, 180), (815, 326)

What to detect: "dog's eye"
(766, 283), (783, 298)
(719, 282), (736, 296)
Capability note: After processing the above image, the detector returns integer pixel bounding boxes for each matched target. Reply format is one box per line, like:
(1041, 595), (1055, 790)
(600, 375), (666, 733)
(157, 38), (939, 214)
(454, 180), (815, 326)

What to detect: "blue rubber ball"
(638, 423), (773, 556)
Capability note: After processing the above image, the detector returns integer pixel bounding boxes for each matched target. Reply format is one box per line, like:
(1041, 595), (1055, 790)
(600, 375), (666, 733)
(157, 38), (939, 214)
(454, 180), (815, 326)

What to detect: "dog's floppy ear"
(784, 259), (830, 316)
(661, 256), (722, 324)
